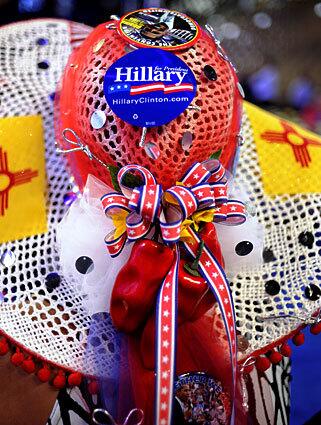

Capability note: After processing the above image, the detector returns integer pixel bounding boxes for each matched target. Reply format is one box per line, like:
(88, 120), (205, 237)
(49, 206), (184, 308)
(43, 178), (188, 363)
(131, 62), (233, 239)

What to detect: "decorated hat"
(1, 9), (321, 425)
(55, 9), (242, 190)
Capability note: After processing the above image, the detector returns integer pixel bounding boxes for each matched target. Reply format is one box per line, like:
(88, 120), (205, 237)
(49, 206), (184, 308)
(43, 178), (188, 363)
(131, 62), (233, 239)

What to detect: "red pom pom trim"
(269, 350), (283, 365)
(88, 380), (99, 395)
(11, 349), (24, 366)
(53, 370), (66, 389)
(0, 339), (9, 355)
(21, 356), (36, 374)
(68, 372), (82, 386)
(280, 342), (292, 357)
(256, 356), (271, 372)
(310, 322), (321, 335)
(0, 329), (90, 388)
(243, 364), (254, 374)
(292, 332), (305, 346)
(37, 365), (51, 383)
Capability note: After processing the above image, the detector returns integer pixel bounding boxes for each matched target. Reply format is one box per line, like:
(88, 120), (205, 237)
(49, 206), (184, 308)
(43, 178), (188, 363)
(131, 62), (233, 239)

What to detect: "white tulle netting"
(0, 19), (320, 377)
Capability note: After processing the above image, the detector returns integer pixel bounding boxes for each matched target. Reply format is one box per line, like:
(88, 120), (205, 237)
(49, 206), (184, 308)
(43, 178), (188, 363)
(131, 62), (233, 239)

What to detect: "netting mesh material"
(230, 112), (321, 357)
(0, 20), (118, 375)
(56, 22), (241, 190)
(0, 19), (320, 377)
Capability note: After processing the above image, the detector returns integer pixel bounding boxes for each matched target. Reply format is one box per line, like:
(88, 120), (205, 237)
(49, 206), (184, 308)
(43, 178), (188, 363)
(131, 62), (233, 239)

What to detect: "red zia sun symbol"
(261, 121), (321, 167)
(0, 147), (38, 216)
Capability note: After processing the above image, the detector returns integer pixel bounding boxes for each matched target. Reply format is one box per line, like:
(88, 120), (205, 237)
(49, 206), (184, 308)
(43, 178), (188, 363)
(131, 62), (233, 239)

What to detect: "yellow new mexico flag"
(0, 115), (47, 244)
(244, 102), (321, 196)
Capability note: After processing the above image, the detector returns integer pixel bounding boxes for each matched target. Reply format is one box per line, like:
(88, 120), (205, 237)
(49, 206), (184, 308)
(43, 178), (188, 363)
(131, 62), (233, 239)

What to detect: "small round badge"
(90, 110), (107, 129)
(174, 372), (231, 424)
(104, 48), (197, 128)
(0, 249), (16, 268)
(117, 8), (200, 51)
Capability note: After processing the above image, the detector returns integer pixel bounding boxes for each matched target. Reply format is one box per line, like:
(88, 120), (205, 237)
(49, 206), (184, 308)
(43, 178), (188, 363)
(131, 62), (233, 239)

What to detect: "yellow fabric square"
(0, 115), (47, 243)
(244, 102), (321, 195)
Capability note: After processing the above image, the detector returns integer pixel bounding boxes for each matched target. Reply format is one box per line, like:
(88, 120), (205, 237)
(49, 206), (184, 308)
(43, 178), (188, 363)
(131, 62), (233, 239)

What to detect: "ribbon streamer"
(101, 160), (246, 425)
(155, 245), (179, 425)
(182, 228), (237, 405)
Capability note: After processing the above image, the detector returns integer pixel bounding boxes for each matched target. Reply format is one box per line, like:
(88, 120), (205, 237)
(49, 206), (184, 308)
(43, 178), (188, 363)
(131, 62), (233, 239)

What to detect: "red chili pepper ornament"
(110, 239), (174, 333)
(199, 222), (225, 268)
(178, 259), (214, 324)
(178, 223), (224, 323)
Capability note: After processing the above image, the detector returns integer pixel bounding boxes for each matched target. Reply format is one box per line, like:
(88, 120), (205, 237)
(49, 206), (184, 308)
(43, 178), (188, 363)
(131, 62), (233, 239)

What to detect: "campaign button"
(174, 372), (231, 425)
(103, 48), (197, 128)
(117, 8), (200, 51)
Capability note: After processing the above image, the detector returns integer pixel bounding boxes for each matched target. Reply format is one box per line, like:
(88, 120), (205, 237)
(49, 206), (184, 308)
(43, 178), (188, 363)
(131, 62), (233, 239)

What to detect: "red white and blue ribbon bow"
(101, 160), (246, 425)
(101, 164), (163, 257)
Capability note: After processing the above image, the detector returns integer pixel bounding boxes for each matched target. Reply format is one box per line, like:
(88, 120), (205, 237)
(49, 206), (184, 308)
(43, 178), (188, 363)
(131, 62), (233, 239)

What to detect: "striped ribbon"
(101, 160), (246, 425)
(155, 245), (179, 425)
(101, 164), (162, 257)
(182, 228), (237, 406)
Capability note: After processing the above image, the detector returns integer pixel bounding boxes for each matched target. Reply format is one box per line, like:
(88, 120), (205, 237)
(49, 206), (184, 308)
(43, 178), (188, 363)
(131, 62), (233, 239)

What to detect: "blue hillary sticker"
(103, 48), (197, 128)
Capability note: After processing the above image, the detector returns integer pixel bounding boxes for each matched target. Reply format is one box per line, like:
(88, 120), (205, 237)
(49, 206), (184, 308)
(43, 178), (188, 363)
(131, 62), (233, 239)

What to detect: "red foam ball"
(11, 351), (24, 366)
(269, 351), (283, 365)
(53, 372), (66, 389)
(292, 332), (305, 346)
(21, 357), (36, 374)
(88, 380), (99, 395)
(0, 340), (9, 355)
(256, 356), (271, 373)
(68, 372), (82, 386)
(280, 343), (292, 357)
(310, 322), (321, 335)
(37, 367), (51, 383)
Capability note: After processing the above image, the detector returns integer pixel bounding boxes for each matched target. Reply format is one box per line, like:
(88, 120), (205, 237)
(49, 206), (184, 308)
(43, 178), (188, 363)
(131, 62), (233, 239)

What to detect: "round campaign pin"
(117, 8), (200, 51)
(174, 372), (231, 425)
(103, 48), (197, 128)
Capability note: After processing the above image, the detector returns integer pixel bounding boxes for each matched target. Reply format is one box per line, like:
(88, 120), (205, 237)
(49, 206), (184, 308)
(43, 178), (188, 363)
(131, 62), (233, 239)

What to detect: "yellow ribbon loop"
(192, 209), (215, 230)
(179, 219), (194, 241)
(180, 209), (216, 241)
(111, 210), (129, 240)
